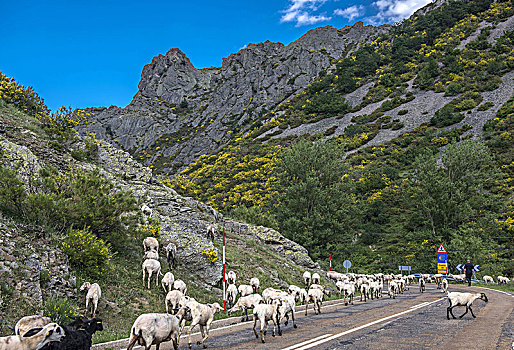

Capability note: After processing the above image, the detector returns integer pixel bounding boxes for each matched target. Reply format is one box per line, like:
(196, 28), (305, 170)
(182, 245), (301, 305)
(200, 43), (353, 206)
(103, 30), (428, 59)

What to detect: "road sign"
(437, 244), (447, 253)
(474, 264), (480, 272)
(456, 264), (464, 272)
(438, 263), (448, 273)
(398, 266), (411, 275)
(343, 260), (352, 268)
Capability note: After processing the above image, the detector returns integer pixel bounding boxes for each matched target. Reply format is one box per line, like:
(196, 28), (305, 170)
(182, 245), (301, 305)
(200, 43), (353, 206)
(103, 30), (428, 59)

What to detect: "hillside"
(0, 78), (322, 341)
(79, 0), (514, 275)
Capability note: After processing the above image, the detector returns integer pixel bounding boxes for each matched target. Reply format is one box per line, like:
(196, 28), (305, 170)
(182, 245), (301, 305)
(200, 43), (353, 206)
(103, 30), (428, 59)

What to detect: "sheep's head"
(79, 282), (91, 291)
(480, 293), (488, 302)
(209, 302), (222, 314)
(44, 323), (65, 343)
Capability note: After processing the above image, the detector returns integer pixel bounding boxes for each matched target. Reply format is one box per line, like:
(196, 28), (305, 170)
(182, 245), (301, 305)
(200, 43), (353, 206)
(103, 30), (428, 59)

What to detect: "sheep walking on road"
(127, 312), (185, 350)
(419, 277), (426, 293)
(252, 300), (282, 343)
(442, 278), (448, 293)
(447, 292), (488, 320)
(250, 277), (260, 294)
(80, 282), (102, 317)
(186, 301), (222, 349)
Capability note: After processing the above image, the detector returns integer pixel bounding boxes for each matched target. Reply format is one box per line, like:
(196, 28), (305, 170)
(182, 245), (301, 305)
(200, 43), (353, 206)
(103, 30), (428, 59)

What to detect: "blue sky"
(0, 0), (431, 111)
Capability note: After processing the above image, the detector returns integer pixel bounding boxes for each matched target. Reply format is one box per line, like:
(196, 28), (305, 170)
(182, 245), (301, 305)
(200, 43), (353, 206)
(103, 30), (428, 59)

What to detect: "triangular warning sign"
(437, 244), (447, 253)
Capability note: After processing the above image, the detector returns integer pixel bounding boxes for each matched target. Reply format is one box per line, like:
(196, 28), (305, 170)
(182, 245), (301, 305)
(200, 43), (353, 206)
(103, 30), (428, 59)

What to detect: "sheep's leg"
(156, 268), (161, 287)
(85, 297), (90, 317)
(305, 301), (309, 316)
(93, 297), (98, 317)
(148, 271), (153, 289)
(459, 306), (469, 319)
(253, 317), (259, 338)
(276, 315), (282, 336)
(448, 305), (457, 319)
(143, 269), (146, 288)
(469, 305), (476, 318)
(197, 325), (205, 346)
(291, 310), (297, 328)
(188, 321), (198, 349)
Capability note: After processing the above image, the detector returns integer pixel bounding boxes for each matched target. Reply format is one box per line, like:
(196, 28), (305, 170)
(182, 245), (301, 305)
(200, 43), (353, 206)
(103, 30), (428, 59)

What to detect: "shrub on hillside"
(430, 105), (464, 127)
(0, 165), (26, 217)
(62, 228), (112, 277)
(44, 297), (79, 325)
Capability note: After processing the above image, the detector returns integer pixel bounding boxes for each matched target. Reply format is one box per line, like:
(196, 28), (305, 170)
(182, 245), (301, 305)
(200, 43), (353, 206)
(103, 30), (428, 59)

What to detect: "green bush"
(62, 228), (112, 277)
(44, 297), (79, 325)
(445, 82), (462, 96)
(430, 105), (464, 127)
(0, 165), (26, 216)
(398, 109), (408, 115)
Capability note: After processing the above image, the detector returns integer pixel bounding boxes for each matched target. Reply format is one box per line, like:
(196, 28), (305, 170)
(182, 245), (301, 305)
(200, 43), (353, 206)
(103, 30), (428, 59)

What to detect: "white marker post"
(330, 254), (332, 271)
(222, 227), (226, 312)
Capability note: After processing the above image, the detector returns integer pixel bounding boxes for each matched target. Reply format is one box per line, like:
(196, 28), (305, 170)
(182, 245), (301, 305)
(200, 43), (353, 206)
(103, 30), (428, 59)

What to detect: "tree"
(411, 139), (502, 240)
(275, 139), (353, 260)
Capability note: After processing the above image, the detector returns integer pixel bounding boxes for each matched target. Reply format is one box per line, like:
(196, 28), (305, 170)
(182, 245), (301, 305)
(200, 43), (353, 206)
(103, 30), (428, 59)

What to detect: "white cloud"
(334, 5), (365, 22)
(367, 0), (432, 24)
(280, 0), (332, 26)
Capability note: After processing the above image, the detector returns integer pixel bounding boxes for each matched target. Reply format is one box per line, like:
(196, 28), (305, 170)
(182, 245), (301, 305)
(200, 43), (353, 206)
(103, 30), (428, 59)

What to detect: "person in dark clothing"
(464, 259), (475, 286)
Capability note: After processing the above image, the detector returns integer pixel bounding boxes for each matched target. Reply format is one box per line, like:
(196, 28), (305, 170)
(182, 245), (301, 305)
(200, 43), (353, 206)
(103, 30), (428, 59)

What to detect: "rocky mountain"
(79, 22), (389, 174)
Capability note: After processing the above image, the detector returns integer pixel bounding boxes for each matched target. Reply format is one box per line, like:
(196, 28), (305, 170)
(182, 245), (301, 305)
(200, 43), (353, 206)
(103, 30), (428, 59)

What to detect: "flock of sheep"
(0, 222), (510, 350)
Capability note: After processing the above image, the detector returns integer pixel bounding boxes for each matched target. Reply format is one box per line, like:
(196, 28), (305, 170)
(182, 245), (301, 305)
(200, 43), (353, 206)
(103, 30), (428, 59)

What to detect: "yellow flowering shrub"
(62, 228), (112, 277)
(44, 297), (79, 324)
(201, 248), (218, 263)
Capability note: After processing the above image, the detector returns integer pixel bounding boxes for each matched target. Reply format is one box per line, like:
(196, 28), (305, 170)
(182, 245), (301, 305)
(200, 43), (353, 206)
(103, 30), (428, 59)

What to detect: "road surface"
(94, 285), (514, 350)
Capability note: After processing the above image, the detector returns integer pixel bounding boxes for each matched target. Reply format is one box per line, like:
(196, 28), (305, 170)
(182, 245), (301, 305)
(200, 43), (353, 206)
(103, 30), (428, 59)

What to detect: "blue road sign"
(437, 252), (447, 263)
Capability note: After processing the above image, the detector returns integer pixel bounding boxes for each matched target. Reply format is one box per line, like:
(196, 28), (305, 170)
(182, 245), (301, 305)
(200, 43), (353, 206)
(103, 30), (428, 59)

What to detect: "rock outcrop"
(79, 23), (389, 173)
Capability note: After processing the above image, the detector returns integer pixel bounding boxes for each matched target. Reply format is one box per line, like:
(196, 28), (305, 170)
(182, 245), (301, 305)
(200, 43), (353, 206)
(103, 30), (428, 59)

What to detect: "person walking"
(464, 259), (475, 286)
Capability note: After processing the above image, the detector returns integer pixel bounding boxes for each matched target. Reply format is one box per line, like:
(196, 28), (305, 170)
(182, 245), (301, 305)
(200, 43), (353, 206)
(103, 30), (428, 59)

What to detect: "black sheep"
(25, 317), (103, 350)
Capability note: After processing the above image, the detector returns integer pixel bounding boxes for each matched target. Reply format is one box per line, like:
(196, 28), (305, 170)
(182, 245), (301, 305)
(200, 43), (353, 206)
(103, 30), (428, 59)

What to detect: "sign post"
(437, 244), (448, 274)
(398, 266), (411, 275)
(329, 254), (332, 271)
(343, 260), (352, 273)
(222, 227), (226, 311)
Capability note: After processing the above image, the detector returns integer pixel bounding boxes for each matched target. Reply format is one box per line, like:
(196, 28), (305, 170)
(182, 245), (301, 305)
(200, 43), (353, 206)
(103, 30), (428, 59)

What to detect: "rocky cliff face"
(79, 23), (389, 173)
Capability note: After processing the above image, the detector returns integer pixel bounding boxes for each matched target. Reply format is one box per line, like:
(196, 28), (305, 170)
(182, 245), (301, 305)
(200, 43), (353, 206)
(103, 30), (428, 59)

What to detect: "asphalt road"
(100, 285), (514, 350)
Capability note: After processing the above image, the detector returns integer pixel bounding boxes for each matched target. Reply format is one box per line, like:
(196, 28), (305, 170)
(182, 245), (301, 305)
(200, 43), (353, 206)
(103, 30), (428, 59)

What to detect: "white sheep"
(162, 272), (175, 294)
(228, 294), (263, 322)
(262, 287), (289, 304)
(15, 315), (51, 336)
(498, 276), (510, 284)
(419, 277), (426, 293)
(238, 284), (253, 297)
(442, 278), (448, 293)
(343, 282), (356, 306)
(144, 249), (159, 260)
(305, 288), (324, 315)
(141, 203), (153, 216)
(80, 282), (102, 317)
(126, 311), (185, 350)
(227, 270), (237, 285)
(303, 271), (312, 288)
(288, 285), (302, 302)
(388, 280), (398, 299)
(360, 282), (370, 302)
(447, 292), (488, 319)
(252, 300), (282, 343)
(165, 289), (184, 314)
(166, 242), (177, 269)
(142, 259), (162, 290)
(311, 272), (321, 285)
(298, 289), (308, 305)
(277, 294), (297, 329)
(173, 279), (187, 295)
(186, 301), (222, 349)
(143, 237), (159, 252)
(483, 275), (494, 284)
(0, 322), (65, 350)
(227, 283), (238, 308)
(250, 277), (260, 293)
(327, 271), (343, 282)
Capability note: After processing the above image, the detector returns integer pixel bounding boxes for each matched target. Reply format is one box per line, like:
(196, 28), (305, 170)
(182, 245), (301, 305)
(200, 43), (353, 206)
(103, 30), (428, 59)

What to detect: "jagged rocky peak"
(136, 48), (217, 105)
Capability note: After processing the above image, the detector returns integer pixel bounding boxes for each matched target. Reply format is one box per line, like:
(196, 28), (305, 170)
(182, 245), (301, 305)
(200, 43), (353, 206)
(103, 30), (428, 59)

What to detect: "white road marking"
(282, 297), (445, 350)
(281, 333), (334, 350)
